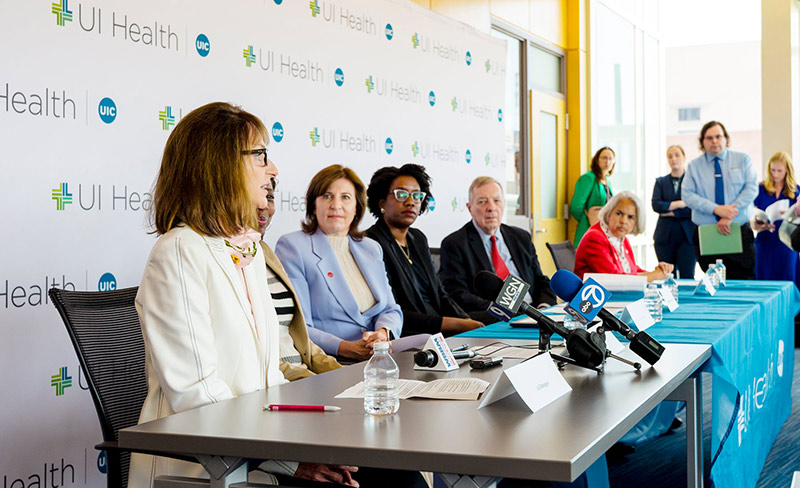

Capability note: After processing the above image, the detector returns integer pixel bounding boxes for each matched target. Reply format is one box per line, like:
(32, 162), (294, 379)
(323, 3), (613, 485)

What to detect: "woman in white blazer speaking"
(130, 102), (360, 488)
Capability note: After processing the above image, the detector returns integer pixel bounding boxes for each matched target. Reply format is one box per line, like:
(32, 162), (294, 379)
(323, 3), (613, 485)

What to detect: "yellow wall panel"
(489, 0), (531, 32)
(530, 0), (567, 48)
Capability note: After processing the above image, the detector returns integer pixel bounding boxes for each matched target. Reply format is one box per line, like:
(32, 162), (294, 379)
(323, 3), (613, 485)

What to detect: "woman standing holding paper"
(752, 152), (800, 288)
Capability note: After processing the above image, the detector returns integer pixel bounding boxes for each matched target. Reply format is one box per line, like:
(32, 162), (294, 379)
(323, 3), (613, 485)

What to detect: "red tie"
(490, 235), (510, 279)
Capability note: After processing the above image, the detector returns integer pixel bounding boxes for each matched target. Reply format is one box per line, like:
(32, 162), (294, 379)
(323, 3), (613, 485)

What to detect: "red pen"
(264, 404), (341, 412)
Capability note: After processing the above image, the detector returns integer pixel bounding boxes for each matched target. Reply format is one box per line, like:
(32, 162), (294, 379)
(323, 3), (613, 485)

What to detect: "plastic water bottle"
(664, 272), (679, 305)
(707, 264), (720, 289)
(363, 341), (399, 416)
(645, 283), (663, 322)
(715, 259), (727, 284)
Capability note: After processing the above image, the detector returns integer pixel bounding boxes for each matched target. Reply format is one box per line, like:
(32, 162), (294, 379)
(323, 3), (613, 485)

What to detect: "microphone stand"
(536, 323), (604, 374)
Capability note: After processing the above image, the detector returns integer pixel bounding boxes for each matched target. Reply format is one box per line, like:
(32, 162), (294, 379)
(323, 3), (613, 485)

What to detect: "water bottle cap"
(716, 259), (723, 264)
(666, 272), (674, 279)
(372, 341), (390, 351)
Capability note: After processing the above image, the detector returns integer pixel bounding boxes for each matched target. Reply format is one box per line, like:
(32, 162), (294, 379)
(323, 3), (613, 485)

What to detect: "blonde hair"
(763, 152), (797, 199)
(666, 145), (685, 158)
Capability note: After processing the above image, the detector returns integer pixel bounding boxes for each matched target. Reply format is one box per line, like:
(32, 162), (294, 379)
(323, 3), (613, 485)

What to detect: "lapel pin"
(328, 271), (334, 278)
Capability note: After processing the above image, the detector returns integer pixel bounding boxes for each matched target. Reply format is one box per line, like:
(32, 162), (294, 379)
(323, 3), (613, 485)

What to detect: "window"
(678, 107), (700, 121)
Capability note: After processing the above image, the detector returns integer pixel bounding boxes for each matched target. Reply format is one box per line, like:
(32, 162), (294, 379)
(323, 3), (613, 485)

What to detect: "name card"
(478, 352), (571, 413)
(659, 288), (679, 312)
(619, 299), (655, 332)
(692, 273), (717, 296)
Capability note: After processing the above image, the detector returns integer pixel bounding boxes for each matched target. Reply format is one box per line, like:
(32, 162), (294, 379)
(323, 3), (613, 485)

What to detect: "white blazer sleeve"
(136, 233), (235, 413)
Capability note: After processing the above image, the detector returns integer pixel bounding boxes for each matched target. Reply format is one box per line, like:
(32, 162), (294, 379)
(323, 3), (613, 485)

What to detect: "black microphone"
(473, 271), (606, 369)
(414, 349), (476, 368)
(550, 269), (665, 366)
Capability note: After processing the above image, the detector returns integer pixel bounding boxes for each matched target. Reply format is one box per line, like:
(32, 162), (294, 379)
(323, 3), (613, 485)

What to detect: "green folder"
(698, 223), (743, 256)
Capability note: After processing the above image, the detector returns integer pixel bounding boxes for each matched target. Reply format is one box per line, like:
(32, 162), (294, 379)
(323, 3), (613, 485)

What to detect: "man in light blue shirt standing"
(683, 120), (758, 279)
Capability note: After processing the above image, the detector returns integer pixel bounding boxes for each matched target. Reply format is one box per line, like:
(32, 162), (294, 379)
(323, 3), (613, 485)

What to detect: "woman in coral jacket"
(574, 191), (673, 281)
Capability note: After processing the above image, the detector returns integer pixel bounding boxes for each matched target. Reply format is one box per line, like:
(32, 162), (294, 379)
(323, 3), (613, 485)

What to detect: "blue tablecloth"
(460, 280), (798, 488)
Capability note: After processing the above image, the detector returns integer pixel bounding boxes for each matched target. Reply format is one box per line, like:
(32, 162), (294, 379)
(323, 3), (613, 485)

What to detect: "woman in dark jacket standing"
(366, 164), (483, 336)
(652, 145), (696, 279)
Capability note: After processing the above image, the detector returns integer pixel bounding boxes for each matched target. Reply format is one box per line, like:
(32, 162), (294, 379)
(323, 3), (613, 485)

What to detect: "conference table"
(460, 280), (798, 488)
(119, 339), (710, 488)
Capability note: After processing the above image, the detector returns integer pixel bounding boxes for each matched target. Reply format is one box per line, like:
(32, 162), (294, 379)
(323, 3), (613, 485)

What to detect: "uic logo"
(309, 0), (320, 17)
(385, 23), (393, 40)
(196, 34), (210, 57)
(498, 109), (503, 122)
(159, 106), (175, 131)
(334, 68), (345, 86)
(465, 149), (472, 164)
(243, 45), (256, 67)
(52, 182), (73, 210)
(428, 91), (436, 107)
(51, 366), (72, 396)
(98, 272), (117, 292)
(97, 451), (107, 474)
(465, 51), (472, 66)
(384, 137), (393, 154)
(365, 75), (375, 93)
(427, 196), (436, 211)
(309, 127), (320, 146)
(98, 97), (116, 124)
(52, 0), (73, 26)
(272, 122), (284, 143)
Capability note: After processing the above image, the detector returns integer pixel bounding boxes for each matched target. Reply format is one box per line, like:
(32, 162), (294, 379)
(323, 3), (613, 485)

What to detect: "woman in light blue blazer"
(276, 164), (403, 361)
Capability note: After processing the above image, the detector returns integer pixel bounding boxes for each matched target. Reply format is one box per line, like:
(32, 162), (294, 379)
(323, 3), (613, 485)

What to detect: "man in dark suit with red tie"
(439, 176), (556, 324)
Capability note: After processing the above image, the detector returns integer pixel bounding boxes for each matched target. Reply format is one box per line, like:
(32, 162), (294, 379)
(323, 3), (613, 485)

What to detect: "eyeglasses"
(242, 148), (268, 166)
(390, 189), (426, 202)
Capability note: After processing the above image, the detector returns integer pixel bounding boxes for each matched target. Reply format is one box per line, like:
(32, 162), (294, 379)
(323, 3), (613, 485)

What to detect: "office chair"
(545, 241), (576, 272)
(49, 287), (299, 488)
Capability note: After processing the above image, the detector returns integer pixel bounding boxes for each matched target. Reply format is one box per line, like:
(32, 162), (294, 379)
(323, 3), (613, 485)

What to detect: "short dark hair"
(590, 147), (615, 181)
(367, 164), (433, 218)
(302, 164), (366, 240)
(698, 120), (731, 152)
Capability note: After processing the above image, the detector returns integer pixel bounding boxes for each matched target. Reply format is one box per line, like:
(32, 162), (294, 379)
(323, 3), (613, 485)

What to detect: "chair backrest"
(430, 247), (441, 273)
(49, 287), (146, 488)
(546, 241), (576, 272)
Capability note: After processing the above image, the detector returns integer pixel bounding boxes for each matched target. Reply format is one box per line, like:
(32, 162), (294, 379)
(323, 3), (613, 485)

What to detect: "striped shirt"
(264, 266), (302, 365)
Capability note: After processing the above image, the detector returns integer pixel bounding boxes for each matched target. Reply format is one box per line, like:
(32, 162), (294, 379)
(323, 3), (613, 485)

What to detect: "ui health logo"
(51, 366), (72, 396)
(365, 75), (375, 93)
(52, 0), (73, 26)
(52, 183), (73, 210)
(98, 272), (117, 291)
(272, 122), (284, 142)
(98, 97), (116, 123)
(243, 45), (256, 67)
(159, 106), (175, 130)
(451, 97), (458, 111)
(195, 33), (210, 57)
(411, 141), (419, 157)
(309, 127), (320, 146)
(309, 0), (320, 17)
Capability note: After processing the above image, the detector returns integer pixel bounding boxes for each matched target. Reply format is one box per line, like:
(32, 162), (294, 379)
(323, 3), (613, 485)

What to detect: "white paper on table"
(583, 273), (647, 293)
(659, 288), (679, 312)
(620, 299), (655, 331)
(766, 199), (789, 223)
(475, 344), (543, 359)
(335, 378), (490, 400)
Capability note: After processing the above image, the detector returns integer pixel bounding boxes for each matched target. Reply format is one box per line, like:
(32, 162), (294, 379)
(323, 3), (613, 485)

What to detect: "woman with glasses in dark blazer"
(652, 145), (696, 279)
(365, 164), (483, 337)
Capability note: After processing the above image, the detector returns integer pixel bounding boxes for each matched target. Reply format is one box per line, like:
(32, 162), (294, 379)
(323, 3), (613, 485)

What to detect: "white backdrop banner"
(0, 0), (505, 486)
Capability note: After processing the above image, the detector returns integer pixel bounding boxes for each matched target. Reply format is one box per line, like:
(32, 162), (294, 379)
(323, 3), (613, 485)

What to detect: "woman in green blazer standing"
(570, 147), (616, 247)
